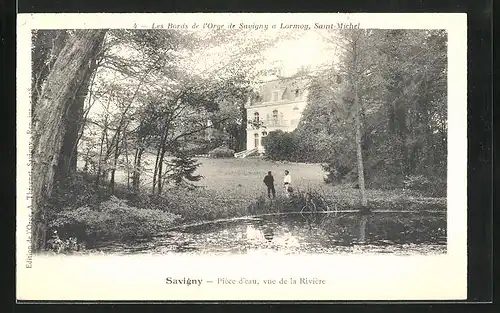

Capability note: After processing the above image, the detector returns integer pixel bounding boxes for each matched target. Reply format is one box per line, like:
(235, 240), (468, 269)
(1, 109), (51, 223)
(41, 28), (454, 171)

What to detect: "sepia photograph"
(17, 13), (467, 301)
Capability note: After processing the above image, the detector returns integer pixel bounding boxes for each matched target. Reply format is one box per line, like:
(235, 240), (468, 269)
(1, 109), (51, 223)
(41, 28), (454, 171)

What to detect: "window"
(271, 110), (279, 126)
(254, 133), (259, 148)
(253, 112), (260, 123)
(272, 91), (279, 101)
(295, 89), (300, 97)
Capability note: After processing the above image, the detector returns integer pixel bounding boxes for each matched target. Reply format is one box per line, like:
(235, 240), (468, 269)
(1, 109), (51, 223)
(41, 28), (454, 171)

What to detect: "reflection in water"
(263, 227), (274, 242)
(90, 212), (447, 255)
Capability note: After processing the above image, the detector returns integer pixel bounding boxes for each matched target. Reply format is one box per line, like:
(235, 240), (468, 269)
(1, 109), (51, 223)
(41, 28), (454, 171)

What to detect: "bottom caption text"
(165, 277), (326, 286)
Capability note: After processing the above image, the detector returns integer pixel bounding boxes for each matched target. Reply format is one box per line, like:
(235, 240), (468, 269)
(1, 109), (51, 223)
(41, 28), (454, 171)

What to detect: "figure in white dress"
(283, 170), (292, 197)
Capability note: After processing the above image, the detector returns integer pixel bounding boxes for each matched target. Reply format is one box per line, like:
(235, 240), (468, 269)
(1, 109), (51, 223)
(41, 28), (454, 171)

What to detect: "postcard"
(17, 12), (467, 301)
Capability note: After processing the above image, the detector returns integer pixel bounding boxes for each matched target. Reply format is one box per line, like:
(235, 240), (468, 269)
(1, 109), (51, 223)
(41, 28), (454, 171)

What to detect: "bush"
(181, 138), (226, 155)
(261, 130), (298, 161)
(208, 146), (235, 158)
(262, 130), (339, 163)
(47, 230), (86, 253)
(48, 172), (110, 210)
(247, 189), (334, 215)
(402, 175), (446, 197)
(321, 162), (353, 184)
(403, 175), (431, 191)
(49, 196), (181, 245)
(161, 188), (248, 222)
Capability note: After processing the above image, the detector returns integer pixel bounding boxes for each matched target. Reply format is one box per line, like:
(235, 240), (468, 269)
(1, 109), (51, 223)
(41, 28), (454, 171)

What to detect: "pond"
(89, 211), (447, 255)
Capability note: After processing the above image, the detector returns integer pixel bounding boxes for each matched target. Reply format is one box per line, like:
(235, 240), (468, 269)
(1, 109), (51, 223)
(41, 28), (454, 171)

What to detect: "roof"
(251, 75), (311, 104)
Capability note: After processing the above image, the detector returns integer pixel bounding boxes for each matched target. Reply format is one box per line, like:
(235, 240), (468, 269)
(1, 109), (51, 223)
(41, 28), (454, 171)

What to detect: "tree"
(164, 152), (203, 189)
(335, 29), (384, 206)
(31, 29), (107, 251)
(301, 29), (447, 195)
(77, 29), (277, 195)
(31, 30), (70, 111)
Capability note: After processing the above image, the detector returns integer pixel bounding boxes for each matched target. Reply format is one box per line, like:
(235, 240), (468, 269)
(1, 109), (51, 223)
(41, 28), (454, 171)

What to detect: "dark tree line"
(264, 29), (447, 197)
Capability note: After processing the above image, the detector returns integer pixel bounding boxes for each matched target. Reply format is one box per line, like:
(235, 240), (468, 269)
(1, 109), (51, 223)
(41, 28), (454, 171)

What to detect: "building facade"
(246, 75), (309, 153)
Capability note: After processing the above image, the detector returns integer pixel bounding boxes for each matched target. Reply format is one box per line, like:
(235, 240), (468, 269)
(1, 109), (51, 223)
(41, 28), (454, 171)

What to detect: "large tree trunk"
(31, 29), (107, 252)
(31, 30), (69, 111)
(57, 56), (98, 181)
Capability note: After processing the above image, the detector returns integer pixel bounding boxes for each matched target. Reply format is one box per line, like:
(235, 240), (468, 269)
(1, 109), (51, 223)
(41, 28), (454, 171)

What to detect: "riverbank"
(45, 158), (446, 253)
(122, 157), (446, 223)
(154, 184), (446, 226)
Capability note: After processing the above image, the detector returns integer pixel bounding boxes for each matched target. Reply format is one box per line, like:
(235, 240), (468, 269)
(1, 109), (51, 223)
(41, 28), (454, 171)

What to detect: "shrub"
(402, 175), (446, 197)
(321, 162), (353, 184)
(261, 130), (298, 161)
(47, 230), (86, 253)
(427, 179), (447, 197)
(181, 137), (226, 155)
(403, 175), (431, 191)
(49, 196), (181, 245)
(246, 189), (334, 215)
(162, 188), (248, 222)
(166, 154), (203, 187)
(48, 172), (110, 210)
(208, 146), (235, 158)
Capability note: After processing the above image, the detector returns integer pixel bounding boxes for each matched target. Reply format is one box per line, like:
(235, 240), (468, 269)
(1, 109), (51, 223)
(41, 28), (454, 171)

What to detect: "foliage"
(261, 130), (298, 161)
(403, 174), (446, 197)
(77, 29), (280, 195)
(403, 175), (431, 191)
(160, 188), (248, 222)
(208, 146), (235, 158)
(291, 29), (447, 193)
(49, 196), (181, 245)
(47, 230), (86, 253)
(247, 189), (333, 215)
(47, 172), (109, 209)
(164, 153), (203, 188)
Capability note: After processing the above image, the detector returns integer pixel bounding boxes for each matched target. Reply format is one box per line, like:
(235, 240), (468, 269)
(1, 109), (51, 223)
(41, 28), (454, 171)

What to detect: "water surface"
(90, 212), (447, 255)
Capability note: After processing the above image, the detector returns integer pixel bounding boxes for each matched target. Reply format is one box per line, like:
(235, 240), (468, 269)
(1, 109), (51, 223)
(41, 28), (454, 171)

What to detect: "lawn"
(183, 157), (444, 208)
(114, 156), (446, 223)
(191, 157), (326, 200)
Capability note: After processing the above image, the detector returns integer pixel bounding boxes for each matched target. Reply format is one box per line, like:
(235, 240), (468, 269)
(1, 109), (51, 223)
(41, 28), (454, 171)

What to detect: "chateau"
(243, 74), (310, 155)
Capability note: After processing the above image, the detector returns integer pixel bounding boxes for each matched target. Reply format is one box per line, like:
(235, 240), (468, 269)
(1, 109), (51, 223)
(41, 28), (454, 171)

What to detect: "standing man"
(263, 171), (276, 199)
(283, 170), (292, 197)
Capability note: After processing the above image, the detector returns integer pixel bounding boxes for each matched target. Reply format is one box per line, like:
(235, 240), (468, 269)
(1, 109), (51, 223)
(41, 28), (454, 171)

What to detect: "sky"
(193, 29), (339, 79)
(86, 29), (339, 118)
(258, 30), (338, 77)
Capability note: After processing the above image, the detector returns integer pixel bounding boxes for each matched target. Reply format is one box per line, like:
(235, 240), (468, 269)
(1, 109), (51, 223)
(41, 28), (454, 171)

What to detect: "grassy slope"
(112, 157), (446, 222)
(191, 157), (444, 207)
(192, 157), (326, 200)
